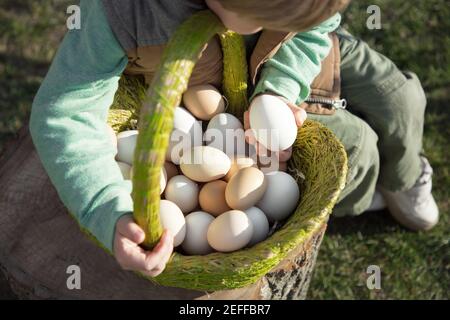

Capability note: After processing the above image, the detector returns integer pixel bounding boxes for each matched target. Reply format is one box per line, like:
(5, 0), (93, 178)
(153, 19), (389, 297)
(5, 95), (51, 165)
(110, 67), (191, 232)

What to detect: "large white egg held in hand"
(182, 211), (215, 255)
(164, 175), (199, 214)
(257, 171), (300, 222)
(207, 210), (254, 253)
(159, 200), (186, 247)
(204, 113), (246, 156)
(180, 146), (231, 183)
(166, 107), (203, 165)
(249, 95), (298, 151)
(245, 207), (269, 246)
(116, 130), (138, 165)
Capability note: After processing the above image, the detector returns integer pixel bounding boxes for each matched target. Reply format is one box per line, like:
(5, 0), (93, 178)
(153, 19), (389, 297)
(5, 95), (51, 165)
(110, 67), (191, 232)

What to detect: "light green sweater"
(30, 0), (340, 252)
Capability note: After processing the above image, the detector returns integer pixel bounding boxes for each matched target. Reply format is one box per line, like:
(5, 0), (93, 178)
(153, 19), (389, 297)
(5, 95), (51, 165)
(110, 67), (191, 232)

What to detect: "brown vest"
(124, 31), (341, 115)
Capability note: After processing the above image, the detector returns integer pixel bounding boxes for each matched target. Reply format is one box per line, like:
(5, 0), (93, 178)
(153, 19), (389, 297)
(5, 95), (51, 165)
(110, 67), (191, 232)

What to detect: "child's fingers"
(114, 235), (149, 271)
(245, 127), (257, 145)
(243, 110), (250, 130)
(143, 241), (174, 277)
(278, 147), (293, 162)
(143, 230), (174, 272)
(114, 229), (174, 277)
(116, 215), (145, 244)
(255, 142), (270, 157)
(291, 106), (307, 127)
(278, 97), (307, 128)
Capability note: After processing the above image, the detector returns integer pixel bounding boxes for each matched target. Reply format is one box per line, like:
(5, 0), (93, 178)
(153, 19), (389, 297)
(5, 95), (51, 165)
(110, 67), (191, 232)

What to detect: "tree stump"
(0, 126), (327, 300)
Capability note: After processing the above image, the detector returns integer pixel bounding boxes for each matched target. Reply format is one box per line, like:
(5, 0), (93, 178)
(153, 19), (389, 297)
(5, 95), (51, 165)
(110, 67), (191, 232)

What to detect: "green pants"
(308, 28), (427, 217)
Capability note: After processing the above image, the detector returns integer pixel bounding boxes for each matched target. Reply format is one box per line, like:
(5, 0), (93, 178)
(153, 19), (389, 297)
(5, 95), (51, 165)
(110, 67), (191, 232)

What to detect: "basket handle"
(132, 10), (249, 248)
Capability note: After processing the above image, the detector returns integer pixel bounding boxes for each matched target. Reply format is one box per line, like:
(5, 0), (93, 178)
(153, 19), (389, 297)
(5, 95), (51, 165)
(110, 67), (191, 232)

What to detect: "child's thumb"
(294, 107), (307, 127)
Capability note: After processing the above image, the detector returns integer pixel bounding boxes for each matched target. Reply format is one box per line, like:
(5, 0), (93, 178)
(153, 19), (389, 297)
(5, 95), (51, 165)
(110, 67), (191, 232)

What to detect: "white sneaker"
(379, 156), (439, 231)
(366, 190), (387, 211)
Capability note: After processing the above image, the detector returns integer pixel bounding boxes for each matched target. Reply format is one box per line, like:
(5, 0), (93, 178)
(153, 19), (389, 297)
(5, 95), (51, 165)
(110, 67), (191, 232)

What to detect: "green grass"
(0, 0), (448, 300)
(308, 0), (449, 300)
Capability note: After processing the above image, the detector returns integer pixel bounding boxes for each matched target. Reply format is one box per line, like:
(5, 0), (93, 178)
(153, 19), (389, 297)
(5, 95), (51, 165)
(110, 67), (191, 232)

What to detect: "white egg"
(257, 171), (300, 222)
(244, 207), (269, 246)
(160, 200), (186, 247)
(164, 175), (199, 213)
(182, 211), (215, 255)
(249, 95), (298, 151)
(116, 161), (131, 180)
(116, 130), (138, 165)
(130, 166), (167, 195)
(207, 210), (253, 253)
(166, 107), (203, 164)
(204, 113), (246, 156)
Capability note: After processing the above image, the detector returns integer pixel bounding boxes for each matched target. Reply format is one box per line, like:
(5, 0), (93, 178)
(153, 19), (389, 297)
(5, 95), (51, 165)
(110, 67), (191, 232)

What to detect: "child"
(246, 18), (439, 230)
(29, 0), (438, 278)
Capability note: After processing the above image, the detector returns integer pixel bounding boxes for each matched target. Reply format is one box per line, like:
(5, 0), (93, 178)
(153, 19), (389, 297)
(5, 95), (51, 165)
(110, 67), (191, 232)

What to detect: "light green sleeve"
(29, 0), (131, 252)
(252, 13), (342, 104)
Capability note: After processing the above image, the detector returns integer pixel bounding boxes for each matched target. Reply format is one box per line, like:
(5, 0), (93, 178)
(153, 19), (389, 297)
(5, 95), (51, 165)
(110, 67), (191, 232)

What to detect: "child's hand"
(114, 215), (174, 277)
(244, 94), (307, 168)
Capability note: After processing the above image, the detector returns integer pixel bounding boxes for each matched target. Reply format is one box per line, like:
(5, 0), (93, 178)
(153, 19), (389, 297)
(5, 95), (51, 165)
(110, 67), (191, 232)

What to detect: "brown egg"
(224, 156), (257, 182)
(207, 210), (253, 252)
(164, 161), (179, 181)
(199, 180), (231, 217)
(225, 167), (267, 211)
(183, 84), (226, 121)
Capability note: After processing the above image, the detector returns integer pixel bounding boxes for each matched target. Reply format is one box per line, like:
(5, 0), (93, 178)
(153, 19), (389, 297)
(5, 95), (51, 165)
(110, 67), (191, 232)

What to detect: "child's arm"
(245, 14), (341, 161)
(252, 13), (342, 104)
(30, 0), (133, 253)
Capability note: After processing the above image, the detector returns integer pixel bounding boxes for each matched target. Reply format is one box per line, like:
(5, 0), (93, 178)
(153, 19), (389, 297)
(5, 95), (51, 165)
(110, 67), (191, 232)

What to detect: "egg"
(204, 113), (246, 156)
(180, 146), (231, 183)
(116, 130), (138, 165)
(225, 167), (267, 210)
(107, 125), (118, 156)
(244, 207), (269, 246)
(159, 200), (186, 247)
(224, 156), (257, 182)
(130, 166), (167, 195)
(166, 107), (203, 164)
(182, 211), (215, 255)
(183, 84), (226, 120)
(257, 171), (300, 222)
(164, 175), (199, 213)
(207, 210), (254, 252)
(116, 161), (131, 180)
(199, 180), (231, 217)
(164, 161), (179, 181)
(249, 95), (298, 151)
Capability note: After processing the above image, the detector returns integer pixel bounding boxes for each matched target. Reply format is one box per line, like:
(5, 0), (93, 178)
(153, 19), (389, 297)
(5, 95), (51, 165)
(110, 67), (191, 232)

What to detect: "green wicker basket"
(107, 11), (348, 291)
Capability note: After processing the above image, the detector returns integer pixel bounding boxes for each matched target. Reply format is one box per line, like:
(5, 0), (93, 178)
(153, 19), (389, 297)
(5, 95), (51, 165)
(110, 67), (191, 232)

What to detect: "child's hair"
(218, 0), (350, 31)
